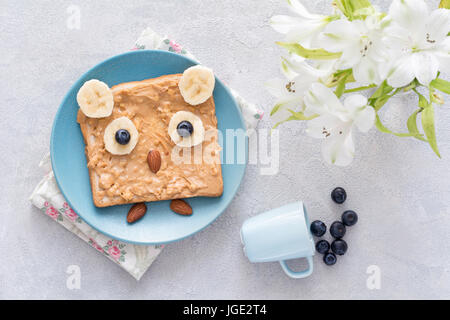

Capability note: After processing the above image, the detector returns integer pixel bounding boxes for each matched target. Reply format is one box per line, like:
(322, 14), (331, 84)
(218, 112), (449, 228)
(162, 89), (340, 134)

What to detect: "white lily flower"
(304, 83), (375, 166)
(265, 77), (311, 124)
(266, 78), (305, 112)
(270, 0), (335, 48)
(267, 54), (336, 124)
(318, 15), (388, 85)
(382, 0), (450, 87)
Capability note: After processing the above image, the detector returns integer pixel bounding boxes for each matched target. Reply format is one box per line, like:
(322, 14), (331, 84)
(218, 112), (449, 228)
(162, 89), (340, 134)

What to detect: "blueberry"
(177, 121), (193, 137)
(115, 129), (130, 145)
(331, 239), (348, 255)
(342, 210), (358, 226)
(323, 252), (337, 266)
(330, 221), (346, 239)
(310, 220), (327, 237)
(331, 187), (347, 204)
(315, 240), (330, 254)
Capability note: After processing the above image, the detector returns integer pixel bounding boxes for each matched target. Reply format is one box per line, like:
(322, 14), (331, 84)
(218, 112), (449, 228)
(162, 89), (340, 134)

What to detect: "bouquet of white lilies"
(268, 0), (450, 166)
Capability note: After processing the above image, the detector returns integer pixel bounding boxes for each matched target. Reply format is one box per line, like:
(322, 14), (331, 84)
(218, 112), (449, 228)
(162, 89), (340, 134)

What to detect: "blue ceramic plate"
(51, 50), (247, 245)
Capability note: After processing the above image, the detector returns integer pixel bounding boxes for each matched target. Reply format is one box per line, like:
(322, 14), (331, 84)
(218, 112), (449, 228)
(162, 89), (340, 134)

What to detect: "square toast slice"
(77, 74), (223, 207)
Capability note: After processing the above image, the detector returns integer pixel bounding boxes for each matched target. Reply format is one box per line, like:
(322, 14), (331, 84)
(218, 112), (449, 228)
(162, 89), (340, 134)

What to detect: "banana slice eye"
(178, 65), (215, 105)
(77, 79), (114, 118)
(104, 117), (139, 155)
(168, 111), (205, 147)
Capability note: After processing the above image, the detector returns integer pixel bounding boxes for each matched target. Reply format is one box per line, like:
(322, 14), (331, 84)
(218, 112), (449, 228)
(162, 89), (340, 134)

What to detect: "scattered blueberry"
(331, 239), (348, 255)
(310, 220), (327, 237)
(331, 187), (347, 204)
(323, 252), (337, 266)
(177, 121), (194, 137)
(315, 240), (330, 254)
(342, 210), (358, 226)
(115, 129), (130, 145)
(330, 221), (346, 239)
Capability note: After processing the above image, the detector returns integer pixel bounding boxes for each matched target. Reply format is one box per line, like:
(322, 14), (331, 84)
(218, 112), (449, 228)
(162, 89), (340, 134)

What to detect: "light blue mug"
(240, 201), (315, 279)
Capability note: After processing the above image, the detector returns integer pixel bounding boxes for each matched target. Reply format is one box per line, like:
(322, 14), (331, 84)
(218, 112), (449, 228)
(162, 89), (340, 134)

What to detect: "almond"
(147, 150), (161, 174)
(127, 203), (147, 223)
(170, 199), (193, 216)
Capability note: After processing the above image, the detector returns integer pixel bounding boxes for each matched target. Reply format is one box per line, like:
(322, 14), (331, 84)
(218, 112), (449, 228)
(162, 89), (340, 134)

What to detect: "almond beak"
(147, 150), (162, 174)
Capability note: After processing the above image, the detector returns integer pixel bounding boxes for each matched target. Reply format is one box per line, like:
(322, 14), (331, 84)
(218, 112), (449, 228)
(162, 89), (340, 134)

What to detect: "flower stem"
(344, 84), (377, 93)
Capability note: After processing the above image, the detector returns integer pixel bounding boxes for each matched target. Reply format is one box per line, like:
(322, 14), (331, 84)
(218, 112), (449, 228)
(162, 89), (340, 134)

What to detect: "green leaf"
(407, 109), (427, 142)
(421, 104), (441, 158)
(430, 78), (450, 94)
(375, 114), (422, 138)
(439, 0), (450, 9)
(415, 90), (429, 109)
(272, 116), (297, 129)
(412, 89), (441, 149)
(402, 79), (419, 93)
(276, 42), (342, 60)
(373, 94), (392, 111)
(287, 109), (318, 120)
(368, 82), (400, 112)
(369, 80), (393, 100)
(333, 0), (374, 20)
(270, 103), (283, 116)
(280, 58), (298, 79)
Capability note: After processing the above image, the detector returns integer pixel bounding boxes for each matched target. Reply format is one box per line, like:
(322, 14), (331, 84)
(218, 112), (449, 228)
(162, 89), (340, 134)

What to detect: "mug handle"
(279, 256), (313, 279)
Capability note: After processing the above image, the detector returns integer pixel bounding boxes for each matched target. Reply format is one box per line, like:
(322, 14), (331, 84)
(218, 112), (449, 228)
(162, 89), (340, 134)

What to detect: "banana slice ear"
(168, 111), (205, 147)
(104, 117), (139, 155)
(77, 79), (114, 118)
(178, 65), (215, 105)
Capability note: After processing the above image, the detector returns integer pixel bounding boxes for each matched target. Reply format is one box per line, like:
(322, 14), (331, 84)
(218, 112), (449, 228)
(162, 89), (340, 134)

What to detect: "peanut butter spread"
(77, 74), (223, 207)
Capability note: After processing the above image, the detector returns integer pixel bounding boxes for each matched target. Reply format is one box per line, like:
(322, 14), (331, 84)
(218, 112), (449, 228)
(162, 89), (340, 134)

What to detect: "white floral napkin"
(29, 28), (263, 280)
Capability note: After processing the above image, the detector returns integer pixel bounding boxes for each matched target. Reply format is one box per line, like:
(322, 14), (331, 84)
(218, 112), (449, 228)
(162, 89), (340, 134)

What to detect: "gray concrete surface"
(1, 0), (450, 299)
